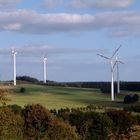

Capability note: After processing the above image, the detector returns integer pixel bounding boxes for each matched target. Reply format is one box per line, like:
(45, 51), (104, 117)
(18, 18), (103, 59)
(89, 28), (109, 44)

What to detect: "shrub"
(124, 95), (132, 103)
(44, 119), (79, 140)
(128, 125), (140, 140)
(60, 111), (112, 140)
(106, 110), (135, 134)
(16, 75), (39, 83)
(0, 107), (24, 140)
(133, 94), (139, 102)
(7, 104), (22, 115)
(22, 104), (53, 139)
(136, 115), (140, 125)
(0, 87), (10, 106)
(85, 112), (113, 140)
(86, 104), (97, 110)
(20, 87), (26, 93)
(124, 94), (139, 104)
(124, 104), (140, 113)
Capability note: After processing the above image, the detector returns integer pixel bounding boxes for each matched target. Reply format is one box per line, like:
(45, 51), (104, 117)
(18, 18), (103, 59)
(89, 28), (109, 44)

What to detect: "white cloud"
(0, 10), (140, 36)
(0, 0), (20, 7)
(3, 23), (21, 30)
(0, 44), (105, 57)
(15, 44), (104, 55)
(42, 0), (135, 9)
(95, 11), (140, 36)
(71, 0), (135, 9)
(0, 10), (95, 34)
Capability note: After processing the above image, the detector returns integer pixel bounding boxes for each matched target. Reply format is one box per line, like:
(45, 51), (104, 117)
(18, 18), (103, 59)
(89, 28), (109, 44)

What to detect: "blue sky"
(0, 0), (140, 82)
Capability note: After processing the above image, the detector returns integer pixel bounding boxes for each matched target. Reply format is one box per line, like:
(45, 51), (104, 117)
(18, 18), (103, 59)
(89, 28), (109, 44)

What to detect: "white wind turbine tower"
(12, 48), (17, 86)
(115, 57), (124, 94)
(43, 56), (47, 84)
(97, 45), (122, 101)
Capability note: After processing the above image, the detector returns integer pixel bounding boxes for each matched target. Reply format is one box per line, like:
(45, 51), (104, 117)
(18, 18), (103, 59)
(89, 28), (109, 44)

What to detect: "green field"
(5, 83), (137, 109)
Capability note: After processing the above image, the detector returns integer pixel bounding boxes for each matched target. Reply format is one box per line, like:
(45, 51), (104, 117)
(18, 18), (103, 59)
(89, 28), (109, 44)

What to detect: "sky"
(0, 0), (140, 82)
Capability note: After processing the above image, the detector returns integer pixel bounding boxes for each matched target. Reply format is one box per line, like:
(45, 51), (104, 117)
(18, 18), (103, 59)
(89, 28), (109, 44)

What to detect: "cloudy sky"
(0, 0), (140, 82)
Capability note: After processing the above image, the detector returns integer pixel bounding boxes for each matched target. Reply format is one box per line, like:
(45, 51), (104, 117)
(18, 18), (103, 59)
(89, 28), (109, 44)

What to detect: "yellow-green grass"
(3, 83), (134, 109)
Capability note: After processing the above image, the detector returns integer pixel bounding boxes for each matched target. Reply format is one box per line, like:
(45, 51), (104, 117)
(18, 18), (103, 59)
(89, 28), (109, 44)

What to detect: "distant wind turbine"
(97, 45), (122, 101)
(12, 48), (17, 86)
(43, 56), (47, 84)
(115, 57), (124, 94)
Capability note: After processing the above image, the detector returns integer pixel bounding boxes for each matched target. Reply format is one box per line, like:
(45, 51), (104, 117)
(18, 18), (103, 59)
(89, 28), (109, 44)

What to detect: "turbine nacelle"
(12, 48), (17, 55)
(43, 55), (47, 62)
(43, 57), (47, 62)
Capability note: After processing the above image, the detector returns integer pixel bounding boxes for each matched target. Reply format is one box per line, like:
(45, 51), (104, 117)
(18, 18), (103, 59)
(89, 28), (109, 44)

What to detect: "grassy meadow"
(3, 83), (138, 109)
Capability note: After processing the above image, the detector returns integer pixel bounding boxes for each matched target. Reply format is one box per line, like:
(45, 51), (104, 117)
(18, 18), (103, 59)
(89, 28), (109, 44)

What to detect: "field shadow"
(67, 97), (124, 108)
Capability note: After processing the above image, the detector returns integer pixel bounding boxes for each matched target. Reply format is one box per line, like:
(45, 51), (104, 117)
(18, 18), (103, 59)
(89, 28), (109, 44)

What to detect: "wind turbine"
(12, 48), (17, 86)
(97, 45), (122, 101)
(115, 57), (124, 94)
(43, 56), (47, 84)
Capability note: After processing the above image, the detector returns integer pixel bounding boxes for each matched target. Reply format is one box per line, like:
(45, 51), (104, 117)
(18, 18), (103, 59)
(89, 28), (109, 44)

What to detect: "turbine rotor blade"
(111, 45), (122, 59)
(115, 56), (124, 64)
(117, 60), (124, 64)
(97, 54), (110, 60)
(113, 61), (117, 69)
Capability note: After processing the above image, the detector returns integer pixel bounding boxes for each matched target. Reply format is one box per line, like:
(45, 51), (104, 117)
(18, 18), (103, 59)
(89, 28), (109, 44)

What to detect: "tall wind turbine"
(97, 45), (122, 101)
(43, 56), (47, 84)
(115, 57), (124, 94)
(12, 48), (17, 86)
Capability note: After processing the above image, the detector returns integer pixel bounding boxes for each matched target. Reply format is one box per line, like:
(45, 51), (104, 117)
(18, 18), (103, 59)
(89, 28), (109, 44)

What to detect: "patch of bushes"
(7, 104), (22, 115)
(133, 94), (139, 102)
(0, 87), (10, 106)
(22, 104), (53, 139)
(44, 119), (79, 140)
(16, 75), (39, 83)
(106, 109), (136, 134)
(50, 105), (105, 117)
(0, 107), (24, 140)
(124, 94), (139, 104)
(59, 111), (113, 140)
(136, 115), (140, 125)
(22, 104), (80, 140)
(19, 87), (26, 93)
(1, 103), (140, 140)
(124, 103), (140, 113)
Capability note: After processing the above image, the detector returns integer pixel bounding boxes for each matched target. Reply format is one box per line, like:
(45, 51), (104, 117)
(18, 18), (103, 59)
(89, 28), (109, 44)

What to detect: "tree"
(22, 104), (53, 139)
(124, 94), (139, 104)
(20, 87), (26, 93)
(44, 119), (79, 140)
(106, 110), (135, 134)
(16, 75), (39, 83)
(0, 107), (24, 140)
(0, 87), (10, 106)
(60, 111), (112, 140)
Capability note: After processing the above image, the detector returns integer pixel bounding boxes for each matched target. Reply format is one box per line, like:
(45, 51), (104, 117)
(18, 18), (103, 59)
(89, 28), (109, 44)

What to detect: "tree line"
(46, 81), (140, 92)
(1, 103), (140, 140)
(15, 76), (140, 92)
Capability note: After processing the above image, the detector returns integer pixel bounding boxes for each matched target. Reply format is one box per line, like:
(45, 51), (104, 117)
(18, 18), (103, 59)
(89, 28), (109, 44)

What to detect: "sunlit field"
(4, 83), (138, 109)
